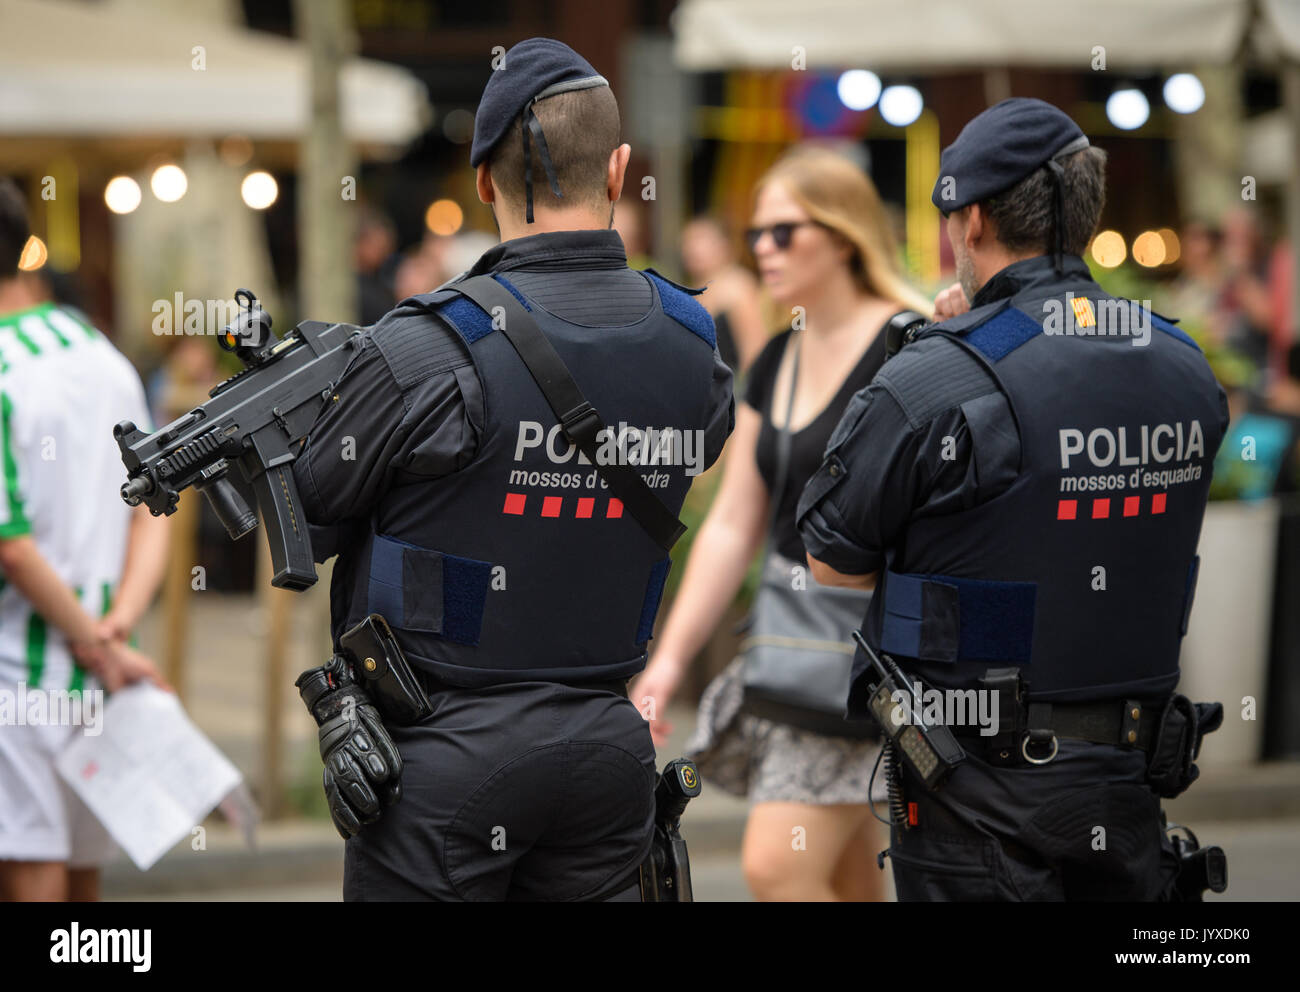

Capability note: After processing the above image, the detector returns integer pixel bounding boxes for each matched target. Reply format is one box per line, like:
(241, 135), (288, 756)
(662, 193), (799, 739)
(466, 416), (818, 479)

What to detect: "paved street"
(101, 595), (1300, 903)
(108, 815), (1300, 901)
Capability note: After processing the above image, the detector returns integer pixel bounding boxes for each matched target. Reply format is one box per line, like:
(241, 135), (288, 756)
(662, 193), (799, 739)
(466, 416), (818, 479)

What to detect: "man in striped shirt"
(0, 178), (170, 901)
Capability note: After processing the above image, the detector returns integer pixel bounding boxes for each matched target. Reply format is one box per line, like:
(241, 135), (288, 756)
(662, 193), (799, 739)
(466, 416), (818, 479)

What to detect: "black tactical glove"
(295, 654), (403, 839)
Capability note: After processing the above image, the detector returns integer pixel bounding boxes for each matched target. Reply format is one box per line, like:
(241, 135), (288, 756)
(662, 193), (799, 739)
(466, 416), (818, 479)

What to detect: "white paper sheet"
(56, 683), (242, 871)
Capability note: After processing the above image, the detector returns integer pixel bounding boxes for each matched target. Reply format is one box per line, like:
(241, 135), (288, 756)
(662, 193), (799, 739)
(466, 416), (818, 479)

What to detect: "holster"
(1146, 694), (1223, 799)
(980, 667), (1027, 767)
(338, 614), (434, 726)
(639, 820), (693, 902)
(639, 758), (700, 901)
(1167, 820), (1229, 900)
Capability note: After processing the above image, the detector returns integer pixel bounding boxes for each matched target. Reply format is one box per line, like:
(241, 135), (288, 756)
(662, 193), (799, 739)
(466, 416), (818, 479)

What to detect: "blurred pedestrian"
(0, 178), (170, 902)
(355, 204), (400, 325)
(146, 334), (221, 434)
(632, 147), (932, 901)
(681, 216), (767, 373)
(1161, 219), (1229, 344)
(1220, 207), (1274, 372)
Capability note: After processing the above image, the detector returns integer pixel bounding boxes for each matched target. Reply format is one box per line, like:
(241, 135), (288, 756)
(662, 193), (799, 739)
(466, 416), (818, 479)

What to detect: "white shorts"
(0, 713), (115, 868)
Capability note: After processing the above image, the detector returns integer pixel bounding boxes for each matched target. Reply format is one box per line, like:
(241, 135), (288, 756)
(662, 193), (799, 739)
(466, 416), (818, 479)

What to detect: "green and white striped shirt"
(0, 302), (151, 690)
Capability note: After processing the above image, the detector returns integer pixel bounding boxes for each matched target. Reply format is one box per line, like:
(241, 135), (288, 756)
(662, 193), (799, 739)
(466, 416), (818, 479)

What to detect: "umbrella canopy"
(673, 0), (1298, 71)
(0, 0), (427, 145)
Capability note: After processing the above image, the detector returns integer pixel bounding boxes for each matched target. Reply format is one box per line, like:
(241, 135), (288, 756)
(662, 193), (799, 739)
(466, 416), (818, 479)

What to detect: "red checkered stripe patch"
(1057, 493), (1168, 520)
(501, 493), (624, 519)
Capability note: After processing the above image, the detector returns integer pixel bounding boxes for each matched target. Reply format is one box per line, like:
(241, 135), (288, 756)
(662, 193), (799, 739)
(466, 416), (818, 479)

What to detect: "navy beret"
(469, 38), (608, 167)
(931, 98), (1089, 212)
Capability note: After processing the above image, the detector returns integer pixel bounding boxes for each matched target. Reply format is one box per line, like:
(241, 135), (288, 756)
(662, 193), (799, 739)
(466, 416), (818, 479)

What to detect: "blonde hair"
(756, 147), (933, 317)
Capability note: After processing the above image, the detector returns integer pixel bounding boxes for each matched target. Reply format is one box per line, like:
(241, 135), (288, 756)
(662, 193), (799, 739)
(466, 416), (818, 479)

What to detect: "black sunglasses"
(744, 221), (826, 253)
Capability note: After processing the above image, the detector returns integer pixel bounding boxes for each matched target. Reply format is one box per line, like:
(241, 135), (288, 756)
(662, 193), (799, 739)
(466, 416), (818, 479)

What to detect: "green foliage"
(1087, 259), (1256, 390)
(283, 743), (332, 822)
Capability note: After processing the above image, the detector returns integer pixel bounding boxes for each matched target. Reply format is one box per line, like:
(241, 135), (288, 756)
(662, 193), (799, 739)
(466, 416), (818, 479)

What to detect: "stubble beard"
(956, 248), (979, 303)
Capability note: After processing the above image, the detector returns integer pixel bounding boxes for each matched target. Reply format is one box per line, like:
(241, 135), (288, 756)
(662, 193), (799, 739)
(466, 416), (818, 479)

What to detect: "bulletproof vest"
(865, 288), (1225, 703)
(350, 270), (718, 688)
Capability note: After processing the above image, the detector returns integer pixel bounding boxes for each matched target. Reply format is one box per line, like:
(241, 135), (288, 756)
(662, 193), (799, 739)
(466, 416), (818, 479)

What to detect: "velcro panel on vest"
(643, 270), (716, 348)
(368, 534), (493, 645)
(433, 274), (535, 346)
(437, 296), (496, 344)
(881, 570), (1036, 664)
(493, 273), (532, 309)
(636, 558), (672, 644)
(963, 307), (1042, 362)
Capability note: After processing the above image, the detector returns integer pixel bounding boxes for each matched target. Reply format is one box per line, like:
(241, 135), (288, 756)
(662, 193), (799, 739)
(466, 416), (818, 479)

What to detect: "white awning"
(0, 0), (428, 145)
(673, 0), (1297, 71)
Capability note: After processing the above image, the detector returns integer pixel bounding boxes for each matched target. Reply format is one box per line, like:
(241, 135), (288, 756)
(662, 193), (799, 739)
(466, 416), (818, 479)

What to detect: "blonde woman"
(631, 147), (931, 901)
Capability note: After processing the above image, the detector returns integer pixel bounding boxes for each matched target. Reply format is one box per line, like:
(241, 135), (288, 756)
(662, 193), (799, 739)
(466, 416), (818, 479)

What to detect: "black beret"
(469, 38), (608, 167)
(931, 98), (1089, 212)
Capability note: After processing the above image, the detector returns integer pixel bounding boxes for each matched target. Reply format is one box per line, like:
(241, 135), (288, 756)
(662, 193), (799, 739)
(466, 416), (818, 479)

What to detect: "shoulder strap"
(451, 274), (686, 552)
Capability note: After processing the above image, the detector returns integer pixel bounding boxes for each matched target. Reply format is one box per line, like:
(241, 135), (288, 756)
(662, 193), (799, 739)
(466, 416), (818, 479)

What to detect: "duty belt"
(415, 668), (629, 699)
(952, 696), (1160, 766)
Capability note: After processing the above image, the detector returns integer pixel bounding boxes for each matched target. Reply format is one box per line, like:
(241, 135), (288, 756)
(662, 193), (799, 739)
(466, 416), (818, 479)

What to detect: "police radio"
(884, 310), (930, 360)
(851, 630), (965, 790)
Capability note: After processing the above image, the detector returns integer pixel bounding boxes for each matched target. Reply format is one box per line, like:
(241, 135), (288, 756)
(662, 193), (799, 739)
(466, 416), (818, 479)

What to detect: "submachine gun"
(115, 290), (361, 590)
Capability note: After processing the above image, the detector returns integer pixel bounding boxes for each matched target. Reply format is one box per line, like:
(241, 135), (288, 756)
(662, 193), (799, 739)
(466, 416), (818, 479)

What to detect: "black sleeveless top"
(745, 325), (889, 562)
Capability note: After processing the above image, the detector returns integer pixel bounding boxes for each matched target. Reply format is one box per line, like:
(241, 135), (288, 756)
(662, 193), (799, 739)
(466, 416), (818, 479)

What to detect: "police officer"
(290, 38), (733, 901)
(796, 98), (1230, 901)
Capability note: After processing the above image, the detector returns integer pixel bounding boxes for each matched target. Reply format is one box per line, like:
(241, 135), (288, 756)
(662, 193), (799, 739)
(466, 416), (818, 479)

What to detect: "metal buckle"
(1021, 731), (1059, 765)
(561, 403), (601, 442)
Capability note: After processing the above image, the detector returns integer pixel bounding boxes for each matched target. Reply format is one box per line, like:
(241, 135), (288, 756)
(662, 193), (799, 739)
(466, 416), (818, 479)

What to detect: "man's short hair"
(0, 178), (29, 277)
(486, 86), (621, 214)
(981, 146), (1108, 256)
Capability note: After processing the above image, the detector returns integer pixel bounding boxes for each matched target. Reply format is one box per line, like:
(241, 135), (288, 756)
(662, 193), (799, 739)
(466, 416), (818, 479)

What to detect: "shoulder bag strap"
(761, 329), (802, 565)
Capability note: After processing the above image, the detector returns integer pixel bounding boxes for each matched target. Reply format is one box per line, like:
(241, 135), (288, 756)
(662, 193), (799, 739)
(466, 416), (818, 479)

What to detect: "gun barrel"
(121, 475), (154, 504)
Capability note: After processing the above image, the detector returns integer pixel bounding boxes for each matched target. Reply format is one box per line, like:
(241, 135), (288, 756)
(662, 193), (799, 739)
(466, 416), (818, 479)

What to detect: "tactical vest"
(346, 270), (718, 688)
(863, 290), (1225, 703)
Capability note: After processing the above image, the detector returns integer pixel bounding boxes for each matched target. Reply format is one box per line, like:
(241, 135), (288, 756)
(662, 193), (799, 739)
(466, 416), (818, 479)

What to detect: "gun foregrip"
(249, 465), (318, 590)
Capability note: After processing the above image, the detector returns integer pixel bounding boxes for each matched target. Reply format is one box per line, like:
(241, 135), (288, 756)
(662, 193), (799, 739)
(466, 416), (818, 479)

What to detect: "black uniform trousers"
(343, 679), (655, 901)
(889, 737), (1182, 901)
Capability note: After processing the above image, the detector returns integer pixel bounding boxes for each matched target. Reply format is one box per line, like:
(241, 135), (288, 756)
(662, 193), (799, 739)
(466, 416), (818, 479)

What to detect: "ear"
(475, 162), (495, 205)
(964, 203), (985, 252)
(607, 143), (632, 203)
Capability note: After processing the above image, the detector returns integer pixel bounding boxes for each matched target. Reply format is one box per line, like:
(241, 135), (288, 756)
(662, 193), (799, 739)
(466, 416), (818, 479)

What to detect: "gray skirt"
(684, 657), (885, 806)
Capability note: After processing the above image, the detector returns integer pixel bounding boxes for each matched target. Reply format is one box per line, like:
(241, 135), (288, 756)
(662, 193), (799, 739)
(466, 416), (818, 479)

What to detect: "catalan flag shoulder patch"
(1071, 296), (1096, 328)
